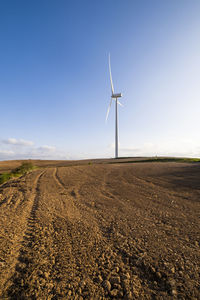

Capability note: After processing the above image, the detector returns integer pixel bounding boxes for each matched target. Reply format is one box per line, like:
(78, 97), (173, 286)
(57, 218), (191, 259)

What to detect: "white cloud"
(0, 150), (14, 156)
(2, 138), (34, 146)
(1, 137), (199, 161)
(38, 145), (56, 152)
(0, 138), (68, 160)
(0, 150), (15, 160)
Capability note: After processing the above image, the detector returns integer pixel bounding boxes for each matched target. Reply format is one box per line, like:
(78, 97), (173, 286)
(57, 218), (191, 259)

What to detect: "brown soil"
(0, 161), (199, 299)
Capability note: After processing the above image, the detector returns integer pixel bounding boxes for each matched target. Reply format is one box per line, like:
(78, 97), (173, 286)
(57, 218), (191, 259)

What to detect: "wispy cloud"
(38, 145), (56, 152)
(120, 140), (200, 158)
(0, 150), (14, 156)
(0, 138), (68, 160)
(2, 138), (34, 146)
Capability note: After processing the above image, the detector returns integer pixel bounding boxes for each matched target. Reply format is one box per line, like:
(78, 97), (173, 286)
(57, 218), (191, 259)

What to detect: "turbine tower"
(106, 54), (123, 158)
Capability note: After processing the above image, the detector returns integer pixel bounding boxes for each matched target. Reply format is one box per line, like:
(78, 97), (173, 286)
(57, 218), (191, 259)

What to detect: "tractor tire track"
(2, 170), (46, 299)
(52, 167), (68, 208)
(53, 167), (81, 219)
(53, 167), (80, 197)
(0, 171), (45, 294)
(53, 167), (65, 190)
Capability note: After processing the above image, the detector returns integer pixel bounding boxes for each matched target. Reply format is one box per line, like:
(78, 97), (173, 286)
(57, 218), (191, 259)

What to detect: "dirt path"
(0, 163), (199, 299)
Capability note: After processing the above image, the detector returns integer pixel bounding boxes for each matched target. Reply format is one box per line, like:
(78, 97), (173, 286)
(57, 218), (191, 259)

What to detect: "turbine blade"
(117, 100), (123, 107)
(109, 53), (114, 95)
(106, 98), (113, 122)
(113, 98), (123, 107)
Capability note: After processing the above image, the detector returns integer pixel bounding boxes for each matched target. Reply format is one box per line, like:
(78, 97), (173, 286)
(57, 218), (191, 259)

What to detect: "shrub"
(0, 162), (35, 185)
(0, 173), (12, 184)
(12, 162), (34, 175)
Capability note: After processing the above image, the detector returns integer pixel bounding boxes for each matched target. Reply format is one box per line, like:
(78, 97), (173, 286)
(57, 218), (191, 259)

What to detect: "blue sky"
(1, 0), (200, 160)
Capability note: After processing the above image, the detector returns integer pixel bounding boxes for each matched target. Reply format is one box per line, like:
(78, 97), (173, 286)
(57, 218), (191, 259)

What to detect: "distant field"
(1, 156), (199, 174)
(0, 158), (199, 298)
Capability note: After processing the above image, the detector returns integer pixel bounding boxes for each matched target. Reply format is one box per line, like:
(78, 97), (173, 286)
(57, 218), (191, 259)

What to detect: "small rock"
(114, 266), (120, 273)
(150, 266), (156, 273)
(171, 289), (177, 296)
(103, 280), (111, 291)
(56, 287), (61, 294)
(80, 280), (86, 288)
(168, 279), (176, 287)
(110, 275), (121, 285)
(163, 262), (169, 268)
(20, 279), (24, 287)
(44, 272), (49, 279)
(122, 273), (130, 280)
(153, 281), (157, 287)
(0, 261), (5, 267)
(67, 290), (72, 296)
(110, 289), (119, 297)
(171, 267), (175, 273)
(97, 275), (103, 283)
(51, 257), (55, 264)
(37, 270), (43, 277)
(179, 271), (183, 276)
(156, 272), (162, 280)
(126, 291), (132, 299)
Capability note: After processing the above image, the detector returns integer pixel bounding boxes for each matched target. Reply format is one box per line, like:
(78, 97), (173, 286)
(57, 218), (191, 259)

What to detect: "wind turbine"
(106, 54), (123, 158)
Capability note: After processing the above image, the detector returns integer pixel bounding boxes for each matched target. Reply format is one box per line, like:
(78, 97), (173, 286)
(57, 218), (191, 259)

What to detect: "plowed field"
(0, 162), (199, 299)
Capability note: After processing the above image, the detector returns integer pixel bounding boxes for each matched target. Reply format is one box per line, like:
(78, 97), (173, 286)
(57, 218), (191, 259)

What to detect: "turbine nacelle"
(112, 93), (122, 98)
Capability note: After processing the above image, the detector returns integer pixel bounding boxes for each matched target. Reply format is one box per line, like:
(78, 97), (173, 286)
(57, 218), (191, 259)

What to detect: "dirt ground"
(0, 161), (199, 299)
